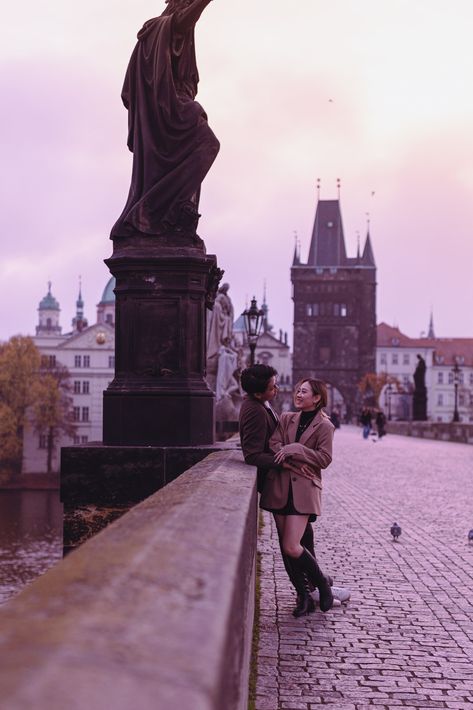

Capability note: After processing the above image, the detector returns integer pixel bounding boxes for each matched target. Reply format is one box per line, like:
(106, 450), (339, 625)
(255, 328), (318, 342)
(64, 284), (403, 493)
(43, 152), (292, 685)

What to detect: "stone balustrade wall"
(0, 450), (257, 710)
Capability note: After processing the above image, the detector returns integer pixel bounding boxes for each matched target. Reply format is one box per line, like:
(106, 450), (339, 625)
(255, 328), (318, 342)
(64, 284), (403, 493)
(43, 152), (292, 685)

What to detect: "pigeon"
(390, 522), (401, 541)
(468, 529), (473, 543)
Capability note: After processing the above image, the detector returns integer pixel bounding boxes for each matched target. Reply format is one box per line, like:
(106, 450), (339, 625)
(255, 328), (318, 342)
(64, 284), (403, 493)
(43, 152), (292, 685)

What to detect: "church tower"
(36, 282), (62, 336)
(291, 191), (377, 419)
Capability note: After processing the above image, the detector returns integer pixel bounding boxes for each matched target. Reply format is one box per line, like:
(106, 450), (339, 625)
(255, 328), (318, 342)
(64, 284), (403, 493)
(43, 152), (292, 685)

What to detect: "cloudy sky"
(1, 0), (472, 344)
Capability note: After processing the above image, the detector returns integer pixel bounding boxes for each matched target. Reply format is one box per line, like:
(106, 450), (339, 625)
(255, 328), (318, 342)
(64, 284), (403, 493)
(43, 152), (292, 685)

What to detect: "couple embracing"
(239, 364), (349, 618)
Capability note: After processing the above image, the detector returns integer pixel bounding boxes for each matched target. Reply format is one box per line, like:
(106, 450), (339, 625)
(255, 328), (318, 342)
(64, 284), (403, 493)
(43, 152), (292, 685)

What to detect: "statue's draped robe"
(111, 13), (219, 237)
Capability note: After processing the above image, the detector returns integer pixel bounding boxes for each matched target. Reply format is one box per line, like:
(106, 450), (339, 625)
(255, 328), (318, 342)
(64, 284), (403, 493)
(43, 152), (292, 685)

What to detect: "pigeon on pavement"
(390, 522), (402, 541)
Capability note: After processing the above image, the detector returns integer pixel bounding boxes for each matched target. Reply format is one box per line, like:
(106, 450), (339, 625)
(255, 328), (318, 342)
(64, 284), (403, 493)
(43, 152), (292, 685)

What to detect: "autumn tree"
(0, 336), (76, 477)
(31, 362), (76, 474)
(0, 336), (42, 476)
(358, 372), (401, 408)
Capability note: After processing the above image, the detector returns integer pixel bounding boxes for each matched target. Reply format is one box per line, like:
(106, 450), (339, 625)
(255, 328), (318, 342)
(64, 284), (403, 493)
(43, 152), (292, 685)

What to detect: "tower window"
(333, 303), (340, 316)
(106, 313), (113, 325)
(340, 305), (347, 317)
(306, 304), (313, 317)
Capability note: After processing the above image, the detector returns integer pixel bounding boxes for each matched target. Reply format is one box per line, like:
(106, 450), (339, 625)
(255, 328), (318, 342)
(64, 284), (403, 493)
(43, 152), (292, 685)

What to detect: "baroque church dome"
(100, 277), (116, 305)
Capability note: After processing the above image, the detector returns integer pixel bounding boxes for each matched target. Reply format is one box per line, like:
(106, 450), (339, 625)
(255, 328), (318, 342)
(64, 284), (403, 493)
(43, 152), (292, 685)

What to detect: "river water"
(0, 490), (63, 605)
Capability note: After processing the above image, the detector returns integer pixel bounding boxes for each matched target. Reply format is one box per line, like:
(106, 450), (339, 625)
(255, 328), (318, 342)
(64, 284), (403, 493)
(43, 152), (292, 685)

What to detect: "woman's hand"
(274, 446), (291, 464)
(283, 462), (318, 482)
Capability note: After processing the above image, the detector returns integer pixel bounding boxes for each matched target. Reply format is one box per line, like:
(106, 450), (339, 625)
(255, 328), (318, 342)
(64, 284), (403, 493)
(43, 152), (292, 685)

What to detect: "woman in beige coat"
(261, 378), (335, 616)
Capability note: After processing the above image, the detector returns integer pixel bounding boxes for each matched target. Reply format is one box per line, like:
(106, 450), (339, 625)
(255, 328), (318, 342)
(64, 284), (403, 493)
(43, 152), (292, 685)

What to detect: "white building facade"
(376, 322), (473, 423)
(22, 279), (116, 473)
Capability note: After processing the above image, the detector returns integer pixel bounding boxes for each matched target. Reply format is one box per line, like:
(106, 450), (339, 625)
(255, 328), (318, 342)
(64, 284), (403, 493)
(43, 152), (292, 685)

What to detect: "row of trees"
(0, 336), (76, 479)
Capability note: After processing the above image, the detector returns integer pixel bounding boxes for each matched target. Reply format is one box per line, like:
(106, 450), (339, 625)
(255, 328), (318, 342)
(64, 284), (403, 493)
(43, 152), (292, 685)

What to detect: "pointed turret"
(307, 199), (347, 266)
(36, 282), (62, 336)
(72, 279), (88, 332)
(292, 231), (300, 265)
(427, 311), (435, 339)
(361, 230), (376, 267)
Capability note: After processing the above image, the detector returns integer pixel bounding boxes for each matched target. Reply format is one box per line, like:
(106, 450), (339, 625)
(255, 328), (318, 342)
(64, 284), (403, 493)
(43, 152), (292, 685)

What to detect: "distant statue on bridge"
(413, 354), (427, 421)
(111, 0), (220, 243)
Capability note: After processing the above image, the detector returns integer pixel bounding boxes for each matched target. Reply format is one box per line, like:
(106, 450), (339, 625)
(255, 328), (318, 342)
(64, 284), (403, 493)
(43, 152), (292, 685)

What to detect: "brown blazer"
(260, 410), (334, 516)
(239, 395), (278, 493)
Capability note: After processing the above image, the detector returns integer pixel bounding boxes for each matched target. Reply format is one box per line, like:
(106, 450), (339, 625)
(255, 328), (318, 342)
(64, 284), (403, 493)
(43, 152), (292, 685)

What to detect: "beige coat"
(260, 410), (334, 515)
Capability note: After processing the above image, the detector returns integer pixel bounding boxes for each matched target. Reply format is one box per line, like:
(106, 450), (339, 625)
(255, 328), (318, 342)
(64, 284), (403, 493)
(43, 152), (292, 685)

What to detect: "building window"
(403, 354), (410, 365)
(39, 435), (47, 449)
(403, 375), (410, 386)
(106, 313), (113, 325)
(306, 304), (313, 317)
(75, 355), (82, 368)
(469, 372), (473, 386)
(437, 394), (443, 406)
(448, 372), (453, 385)
(82, 381), (90, 394)
(437, 372), (443, 384)
(380, 353), (387, 366)
(459, 394), (465, 406)
(82, 407), (89, 422)
(83, 356), (90, 368)
(312, 303), (319, 316)
(109, 356), (115, 369)
(73, 435), (81, 445)
(340, 304), (347, 317)
(81, 436), (89, 444)
(49, 355), (56, 367)
(73, 407), (80, 422)
(333, 303), (340, 316)
(74, 380), (81, 394)
(392, 354), (398, 365)
(436, 355), (444, 364)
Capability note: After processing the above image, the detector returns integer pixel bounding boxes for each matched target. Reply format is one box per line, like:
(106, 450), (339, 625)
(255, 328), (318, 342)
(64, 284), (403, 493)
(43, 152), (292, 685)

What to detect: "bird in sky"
(468, 529), (473, 543)
(390, 522), (402, 541)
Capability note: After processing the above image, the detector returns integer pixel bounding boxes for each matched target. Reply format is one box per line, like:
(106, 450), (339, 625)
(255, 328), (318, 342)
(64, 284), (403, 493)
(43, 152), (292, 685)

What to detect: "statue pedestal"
(103, 236), (220, 446)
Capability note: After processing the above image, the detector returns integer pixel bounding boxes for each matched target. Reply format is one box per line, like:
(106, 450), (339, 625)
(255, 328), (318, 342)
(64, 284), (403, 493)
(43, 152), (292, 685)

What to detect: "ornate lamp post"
(452, 360), (461, 423)
(242, 297), (265, 366)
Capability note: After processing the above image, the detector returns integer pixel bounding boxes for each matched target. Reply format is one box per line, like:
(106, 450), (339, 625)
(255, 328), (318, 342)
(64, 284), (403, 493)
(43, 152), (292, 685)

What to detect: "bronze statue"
(413, 354), (427, 421)
(111, 0), (219, 242)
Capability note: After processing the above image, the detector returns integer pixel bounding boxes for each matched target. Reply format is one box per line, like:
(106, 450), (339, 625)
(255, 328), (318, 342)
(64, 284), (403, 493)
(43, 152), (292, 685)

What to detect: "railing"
(0, 450), (257, 710)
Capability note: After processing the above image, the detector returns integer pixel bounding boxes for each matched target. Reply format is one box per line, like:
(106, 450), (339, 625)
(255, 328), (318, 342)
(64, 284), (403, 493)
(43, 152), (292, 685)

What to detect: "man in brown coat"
(239, 365), (318, 594)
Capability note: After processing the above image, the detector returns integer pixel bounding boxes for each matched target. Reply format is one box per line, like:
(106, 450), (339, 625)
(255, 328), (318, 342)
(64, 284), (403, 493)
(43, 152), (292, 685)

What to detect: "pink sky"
(1, 0), (473, 344)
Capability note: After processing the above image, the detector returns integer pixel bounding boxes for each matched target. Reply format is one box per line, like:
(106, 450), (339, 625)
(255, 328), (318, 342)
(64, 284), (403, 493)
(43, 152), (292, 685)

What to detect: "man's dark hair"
(241, 364), (277, 394)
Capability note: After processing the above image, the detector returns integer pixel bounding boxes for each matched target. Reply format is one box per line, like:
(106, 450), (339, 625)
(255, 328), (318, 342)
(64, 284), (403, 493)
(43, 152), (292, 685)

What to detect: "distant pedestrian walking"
(360, 407), (372, 439)
(376, 410), (387, 439)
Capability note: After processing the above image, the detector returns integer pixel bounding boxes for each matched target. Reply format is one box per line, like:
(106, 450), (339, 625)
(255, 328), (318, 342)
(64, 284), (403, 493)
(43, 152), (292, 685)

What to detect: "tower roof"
(100, 277), (116, 304)
(307, 200), (347, 266)
(39, 282), (60, 311)
(361, 231), (376, 266)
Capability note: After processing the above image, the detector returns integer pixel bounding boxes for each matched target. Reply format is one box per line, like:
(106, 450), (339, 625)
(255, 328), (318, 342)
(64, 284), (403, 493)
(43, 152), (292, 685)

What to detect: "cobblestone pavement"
(255, 426), (473, 710)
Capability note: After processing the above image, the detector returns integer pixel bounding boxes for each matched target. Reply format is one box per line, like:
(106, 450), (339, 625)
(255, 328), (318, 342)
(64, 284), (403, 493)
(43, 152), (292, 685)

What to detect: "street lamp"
(452, 360), (461, 423)
(242, 296), (265, 366)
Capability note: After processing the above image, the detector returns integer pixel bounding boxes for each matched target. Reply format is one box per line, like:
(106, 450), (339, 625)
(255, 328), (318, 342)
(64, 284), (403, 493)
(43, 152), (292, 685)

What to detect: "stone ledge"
(0, 449), (256, 710)
(386, 420), (473, 444)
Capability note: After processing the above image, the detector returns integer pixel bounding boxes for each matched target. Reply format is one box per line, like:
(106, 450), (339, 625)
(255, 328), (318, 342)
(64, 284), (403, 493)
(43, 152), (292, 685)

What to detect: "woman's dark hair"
(297, 378), (328, 408)
(241, 365), (277, 394)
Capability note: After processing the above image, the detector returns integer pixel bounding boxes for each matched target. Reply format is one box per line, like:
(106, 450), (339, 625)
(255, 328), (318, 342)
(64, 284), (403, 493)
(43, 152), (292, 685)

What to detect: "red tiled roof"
(377, 323), (473, 366)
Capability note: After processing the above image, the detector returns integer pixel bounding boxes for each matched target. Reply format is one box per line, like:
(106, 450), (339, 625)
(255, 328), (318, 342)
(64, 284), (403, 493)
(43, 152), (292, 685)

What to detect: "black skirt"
(261, 482), (317, 523)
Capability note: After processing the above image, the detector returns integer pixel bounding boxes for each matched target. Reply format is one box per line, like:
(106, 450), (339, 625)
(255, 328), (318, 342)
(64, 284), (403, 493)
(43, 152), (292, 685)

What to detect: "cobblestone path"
(255, 426), (473, 709)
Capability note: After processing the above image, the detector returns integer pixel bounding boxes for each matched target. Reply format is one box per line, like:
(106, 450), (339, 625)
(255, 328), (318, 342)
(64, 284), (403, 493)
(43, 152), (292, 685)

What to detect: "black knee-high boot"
(293, 547), (334, 612)
(289, 559), (315, 617)
(301, 522), (315, 557)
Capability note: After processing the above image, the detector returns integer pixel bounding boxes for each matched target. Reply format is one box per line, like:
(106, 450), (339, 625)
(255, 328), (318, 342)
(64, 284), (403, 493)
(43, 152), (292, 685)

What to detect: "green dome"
(100, 277), (116, 304)
(39, 283), (60, 311)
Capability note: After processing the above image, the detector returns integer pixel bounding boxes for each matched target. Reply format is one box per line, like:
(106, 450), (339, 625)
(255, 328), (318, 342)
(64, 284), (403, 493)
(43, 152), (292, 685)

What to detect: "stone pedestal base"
(61, 442), (232, 554)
